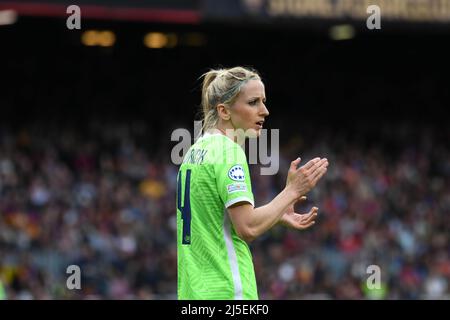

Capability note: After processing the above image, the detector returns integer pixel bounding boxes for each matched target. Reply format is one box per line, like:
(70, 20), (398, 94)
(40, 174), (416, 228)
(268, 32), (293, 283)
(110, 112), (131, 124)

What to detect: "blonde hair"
(200, 66), (261, 134)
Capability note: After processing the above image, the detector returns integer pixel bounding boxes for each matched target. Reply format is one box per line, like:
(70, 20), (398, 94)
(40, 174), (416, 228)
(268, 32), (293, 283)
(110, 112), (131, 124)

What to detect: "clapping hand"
(279, 196), (318, 230)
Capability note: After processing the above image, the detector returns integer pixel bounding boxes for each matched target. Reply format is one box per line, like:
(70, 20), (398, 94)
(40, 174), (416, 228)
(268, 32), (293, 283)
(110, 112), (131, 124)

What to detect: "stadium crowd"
(0, 121), (448, 299)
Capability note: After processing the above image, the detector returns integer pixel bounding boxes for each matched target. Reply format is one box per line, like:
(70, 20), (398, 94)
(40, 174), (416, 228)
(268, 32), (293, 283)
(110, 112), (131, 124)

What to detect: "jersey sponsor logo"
(228, 165), (245, 182)
(227, 183), (247, 194)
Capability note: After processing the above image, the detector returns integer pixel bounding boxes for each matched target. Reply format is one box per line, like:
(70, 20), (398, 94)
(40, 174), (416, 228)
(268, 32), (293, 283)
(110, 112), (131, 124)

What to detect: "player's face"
(229, 79), (269, 138)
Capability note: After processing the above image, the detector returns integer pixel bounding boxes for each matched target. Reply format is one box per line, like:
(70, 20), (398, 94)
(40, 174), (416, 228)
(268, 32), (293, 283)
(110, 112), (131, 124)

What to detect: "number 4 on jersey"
(177, 169), (192, 244)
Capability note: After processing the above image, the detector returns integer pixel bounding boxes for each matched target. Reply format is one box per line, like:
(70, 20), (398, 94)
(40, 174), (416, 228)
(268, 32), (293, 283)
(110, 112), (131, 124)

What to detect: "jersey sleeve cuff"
(225, 196), (254, 208)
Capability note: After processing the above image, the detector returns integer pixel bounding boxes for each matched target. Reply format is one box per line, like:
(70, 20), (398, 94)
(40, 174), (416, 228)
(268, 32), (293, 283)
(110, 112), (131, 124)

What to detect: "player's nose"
(260, 103), (269, 117)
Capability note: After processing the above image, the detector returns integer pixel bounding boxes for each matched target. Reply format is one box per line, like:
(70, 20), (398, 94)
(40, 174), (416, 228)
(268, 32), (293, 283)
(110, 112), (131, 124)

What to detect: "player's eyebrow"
(248, 96), (266, 101)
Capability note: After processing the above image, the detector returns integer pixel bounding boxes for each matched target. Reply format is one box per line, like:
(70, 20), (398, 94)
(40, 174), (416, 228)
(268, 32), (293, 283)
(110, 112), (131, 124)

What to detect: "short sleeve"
(214, 143), (254, 208)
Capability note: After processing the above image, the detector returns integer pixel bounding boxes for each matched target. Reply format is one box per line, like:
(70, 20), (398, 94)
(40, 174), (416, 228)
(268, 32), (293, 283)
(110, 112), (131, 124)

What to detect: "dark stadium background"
(0, 0), (449, 300)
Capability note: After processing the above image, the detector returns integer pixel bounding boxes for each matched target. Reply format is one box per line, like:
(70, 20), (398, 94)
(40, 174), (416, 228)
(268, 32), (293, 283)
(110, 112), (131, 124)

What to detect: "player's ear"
(217, 103), (231, 121)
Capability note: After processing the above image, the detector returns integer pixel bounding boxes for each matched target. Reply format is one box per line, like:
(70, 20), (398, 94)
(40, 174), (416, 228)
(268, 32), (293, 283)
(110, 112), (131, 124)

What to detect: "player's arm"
(227, 187), (298, 242)
(227, 157), (328, 242)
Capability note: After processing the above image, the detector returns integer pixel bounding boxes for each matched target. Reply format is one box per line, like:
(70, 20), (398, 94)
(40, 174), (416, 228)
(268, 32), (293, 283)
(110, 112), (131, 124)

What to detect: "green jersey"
(177, 132), (258, 300)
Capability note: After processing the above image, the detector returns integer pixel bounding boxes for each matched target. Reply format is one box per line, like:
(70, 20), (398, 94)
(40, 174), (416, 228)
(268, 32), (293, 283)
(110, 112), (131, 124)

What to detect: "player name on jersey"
(183, 148), (208, 165)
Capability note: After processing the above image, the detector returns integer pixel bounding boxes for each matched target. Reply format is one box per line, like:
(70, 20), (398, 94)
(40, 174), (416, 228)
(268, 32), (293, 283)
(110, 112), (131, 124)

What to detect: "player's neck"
(212, 124), (245, 146)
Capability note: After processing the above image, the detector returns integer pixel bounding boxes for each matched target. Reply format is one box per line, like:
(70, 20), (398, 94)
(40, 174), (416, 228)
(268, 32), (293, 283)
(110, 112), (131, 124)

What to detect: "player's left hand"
(279, 196), (318, 230)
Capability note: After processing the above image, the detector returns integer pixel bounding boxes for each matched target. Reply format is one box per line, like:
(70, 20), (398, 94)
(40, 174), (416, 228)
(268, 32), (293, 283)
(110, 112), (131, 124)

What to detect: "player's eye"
(249, 99), (258, 106)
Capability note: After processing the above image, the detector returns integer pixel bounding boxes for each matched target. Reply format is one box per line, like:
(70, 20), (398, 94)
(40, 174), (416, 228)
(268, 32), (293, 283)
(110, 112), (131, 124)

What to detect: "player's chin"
(246, 127), (262, 138)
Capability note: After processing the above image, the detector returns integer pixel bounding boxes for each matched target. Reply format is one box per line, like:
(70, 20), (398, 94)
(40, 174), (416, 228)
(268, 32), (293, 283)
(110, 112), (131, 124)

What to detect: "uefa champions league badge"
(228, 165), (245, 182)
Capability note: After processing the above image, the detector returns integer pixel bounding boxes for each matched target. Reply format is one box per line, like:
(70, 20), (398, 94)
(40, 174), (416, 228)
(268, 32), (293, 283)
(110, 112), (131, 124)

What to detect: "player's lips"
(255, 120), (264, 128)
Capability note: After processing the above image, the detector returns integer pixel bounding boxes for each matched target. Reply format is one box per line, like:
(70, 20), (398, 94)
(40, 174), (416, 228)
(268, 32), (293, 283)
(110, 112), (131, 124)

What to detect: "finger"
(298, 220), (315, 230)
(306, 160), (328, 184)
(310, 206), (319, 215)
(302, 207), (318, 223)
(290, 157), (302, 172)
(300, 157), (321, 171)
(298, 196), (307, 202)
(307, 158), (328, 175)
(296, 208), (317, 225)
(311, 165), (328, 185)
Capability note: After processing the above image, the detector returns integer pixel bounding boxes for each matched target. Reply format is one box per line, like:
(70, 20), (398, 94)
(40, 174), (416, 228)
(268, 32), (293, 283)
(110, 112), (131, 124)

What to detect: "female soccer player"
(177, 66), (329, 299)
